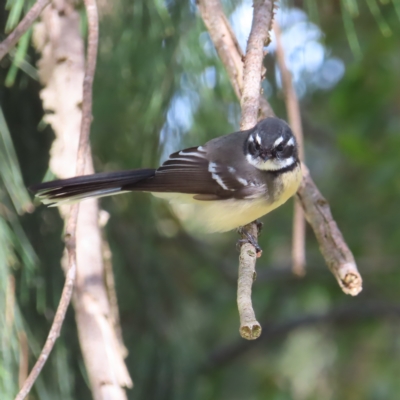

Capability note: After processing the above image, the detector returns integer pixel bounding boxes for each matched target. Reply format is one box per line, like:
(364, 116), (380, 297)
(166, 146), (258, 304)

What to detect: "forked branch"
(198, 0), (362, 296)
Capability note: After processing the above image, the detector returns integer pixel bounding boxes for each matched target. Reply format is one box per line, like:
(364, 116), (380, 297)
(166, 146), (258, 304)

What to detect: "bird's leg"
(237, 220), (263, 257)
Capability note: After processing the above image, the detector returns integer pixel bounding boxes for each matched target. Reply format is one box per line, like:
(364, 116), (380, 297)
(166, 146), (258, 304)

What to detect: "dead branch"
(198, 0), (362, 296)
(297, 165), (362, 295)
(0, 0), (50, 62)
(273, 21), (306, 276)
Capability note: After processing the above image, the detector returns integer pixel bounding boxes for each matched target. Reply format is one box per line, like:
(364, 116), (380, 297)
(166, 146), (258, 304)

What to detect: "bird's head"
(245, 118), (299, 172)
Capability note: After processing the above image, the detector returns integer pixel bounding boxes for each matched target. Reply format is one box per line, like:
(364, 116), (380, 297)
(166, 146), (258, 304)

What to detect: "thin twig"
(76, 0), (99, 175)
(198, 0), (244, 99)
(291, 200), (306, 275)
(0, 0), (50, 62)
(198, 0), (361, 296)
(273, 25), (304, 158)
(273, 22), (306, 276)
(14, 254), (77, 400)
(197, 0), (275, 118)
(15, 1), (98, 398)
(240, 0), (275, 131)
(18, 331), (29, 391)
(236, 0), (275, 340)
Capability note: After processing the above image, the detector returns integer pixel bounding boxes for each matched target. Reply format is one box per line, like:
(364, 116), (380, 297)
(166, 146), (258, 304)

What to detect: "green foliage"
(0, 106), (32, 213)
(4, 29), (32, 87)
(5, 0), (25, 32)
(0, 108), (39, 399)
(3, 1), (38, 86)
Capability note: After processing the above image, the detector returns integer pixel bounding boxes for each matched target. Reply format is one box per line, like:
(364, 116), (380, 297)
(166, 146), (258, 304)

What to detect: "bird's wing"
(125, 146), (265, 200)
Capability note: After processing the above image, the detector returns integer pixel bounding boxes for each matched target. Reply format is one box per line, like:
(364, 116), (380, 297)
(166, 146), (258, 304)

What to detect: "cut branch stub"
(238, 223), (262, 340)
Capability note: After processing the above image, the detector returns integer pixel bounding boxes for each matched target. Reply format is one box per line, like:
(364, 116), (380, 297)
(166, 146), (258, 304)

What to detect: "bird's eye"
(254, 141), (261, 150)
(276, 143), (284, 152)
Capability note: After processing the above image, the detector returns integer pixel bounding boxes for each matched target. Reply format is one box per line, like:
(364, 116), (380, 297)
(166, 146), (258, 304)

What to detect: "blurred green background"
(1, 0), (400, 399)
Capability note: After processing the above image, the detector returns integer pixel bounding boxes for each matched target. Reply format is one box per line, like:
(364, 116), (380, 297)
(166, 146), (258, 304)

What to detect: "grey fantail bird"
(30, 117), (302, 237)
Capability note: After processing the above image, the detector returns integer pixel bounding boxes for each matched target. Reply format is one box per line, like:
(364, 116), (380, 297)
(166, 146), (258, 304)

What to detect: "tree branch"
(197, 0), (244, 99)
(234, 0), (275, 340)
(75, 0), (98, 176)
(200, 0), (276, 340)
(198, 0), (362, 296)
(199, 0), (275, 340)
(0, 0), (50, 62)
(297, 165), (362, 295)
(197, 0), (275, 118)
(237, 223), (262, 340)
(240, 0), (274, 130)
(273, 21), (306, 276)
(14, 254), (77, 400)
(18, 331), (29, 391)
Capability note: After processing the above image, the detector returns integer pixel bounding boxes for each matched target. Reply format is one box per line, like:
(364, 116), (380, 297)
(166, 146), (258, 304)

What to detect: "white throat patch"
(246, 154), (296, 171)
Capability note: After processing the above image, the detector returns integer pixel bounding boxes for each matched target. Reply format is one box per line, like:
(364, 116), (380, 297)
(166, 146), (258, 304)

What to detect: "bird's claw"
(237, 222), (263, 257)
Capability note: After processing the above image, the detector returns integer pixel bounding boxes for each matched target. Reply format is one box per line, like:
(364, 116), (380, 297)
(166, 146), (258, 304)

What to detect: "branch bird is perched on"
(30, 117), (302, 246)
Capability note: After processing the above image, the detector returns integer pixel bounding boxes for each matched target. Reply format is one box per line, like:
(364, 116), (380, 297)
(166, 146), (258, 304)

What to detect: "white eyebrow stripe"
(273, 136), (284, 147)
(256, 134), (261, 144)
(287, 137), (295, 146)
(248, 135), (254, 142)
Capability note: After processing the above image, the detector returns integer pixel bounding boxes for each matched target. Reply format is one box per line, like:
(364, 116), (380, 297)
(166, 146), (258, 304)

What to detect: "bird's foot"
(237, 221), (263, 257)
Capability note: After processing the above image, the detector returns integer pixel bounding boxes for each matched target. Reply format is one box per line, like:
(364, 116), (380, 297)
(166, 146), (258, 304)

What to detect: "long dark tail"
(29, 169), (156, 206)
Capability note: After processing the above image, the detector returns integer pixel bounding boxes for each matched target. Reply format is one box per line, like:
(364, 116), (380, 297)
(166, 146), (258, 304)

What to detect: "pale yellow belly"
(153, 165), (302, 232)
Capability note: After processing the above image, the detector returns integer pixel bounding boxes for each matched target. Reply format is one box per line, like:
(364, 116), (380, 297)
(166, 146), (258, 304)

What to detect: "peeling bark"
(33, 1), (132, 398)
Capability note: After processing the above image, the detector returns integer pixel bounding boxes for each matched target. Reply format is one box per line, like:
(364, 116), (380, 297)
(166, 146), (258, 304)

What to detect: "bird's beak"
(261, 152), (271, 161)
